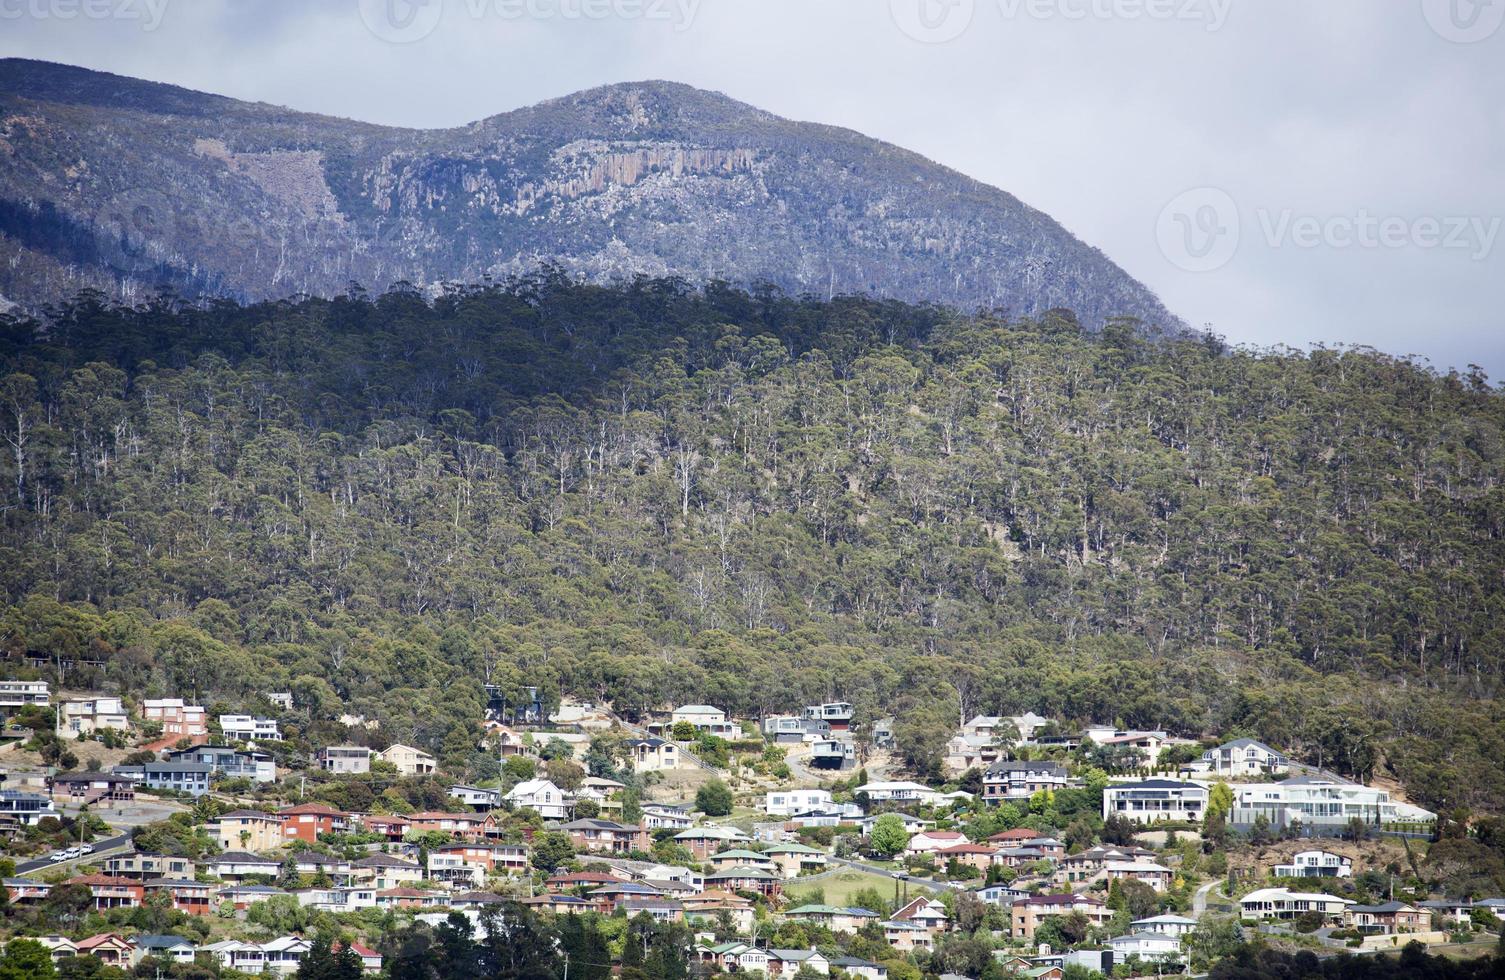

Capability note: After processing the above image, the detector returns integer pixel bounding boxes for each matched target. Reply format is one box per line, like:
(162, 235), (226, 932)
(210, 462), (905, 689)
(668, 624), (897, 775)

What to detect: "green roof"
(712, 849), (769, 861)
(764, 843), (823, 854)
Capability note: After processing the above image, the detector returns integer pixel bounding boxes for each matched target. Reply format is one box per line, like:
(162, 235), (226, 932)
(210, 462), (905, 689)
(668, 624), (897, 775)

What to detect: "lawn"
(784, 869), (916, 909)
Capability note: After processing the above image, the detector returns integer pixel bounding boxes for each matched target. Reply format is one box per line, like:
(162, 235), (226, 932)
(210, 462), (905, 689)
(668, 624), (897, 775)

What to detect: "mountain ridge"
(0, 59), (1180, 331)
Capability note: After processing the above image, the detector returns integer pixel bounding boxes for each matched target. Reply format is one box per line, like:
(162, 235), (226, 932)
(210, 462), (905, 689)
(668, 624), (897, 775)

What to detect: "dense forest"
(0, 276), (1502, 813)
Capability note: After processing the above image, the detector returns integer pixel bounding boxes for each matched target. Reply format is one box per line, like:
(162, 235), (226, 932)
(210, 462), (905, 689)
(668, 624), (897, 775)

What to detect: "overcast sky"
(3, 0), (1502, 377)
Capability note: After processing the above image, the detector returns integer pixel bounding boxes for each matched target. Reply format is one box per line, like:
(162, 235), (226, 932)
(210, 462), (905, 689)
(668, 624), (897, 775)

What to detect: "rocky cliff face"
(0, 59), (1179, 330)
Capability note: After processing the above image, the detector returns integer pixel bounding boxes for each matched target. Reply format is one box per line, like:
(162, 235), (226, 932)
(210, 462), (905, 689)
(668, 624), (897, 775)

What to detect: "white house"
(60, 696), (129, 735)
(219, 715), (281, 741)
(503, 779), (572, 820)
(1102, 779), (1208, 823)
(1130, 914), (1199, 937)
(854, 781), (945, 806)
(1272, 849), (1353, 878)
(0, 680), (49, 707)
(766, 789), (834, 816)
(669, 705), (736, 737)
(1240, 888), (1354, 921)
(1202, 738), (1289, 776)
(1108, 932), (1183, 964)
(1228, 775), (1436, 831)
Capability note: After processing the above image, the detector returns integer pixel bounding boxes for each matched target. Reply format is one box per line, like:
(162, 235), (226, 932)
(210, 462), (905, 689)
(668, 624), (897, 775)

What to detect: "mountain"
(0, 59), (1178, 330)
(2, 282), (1503, 820)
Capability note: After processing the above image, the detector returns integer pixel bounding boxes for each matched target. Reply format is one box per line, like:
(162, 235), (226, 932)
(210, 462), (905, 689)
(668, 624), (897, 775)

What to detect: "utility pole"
(562, 952), (569, 980)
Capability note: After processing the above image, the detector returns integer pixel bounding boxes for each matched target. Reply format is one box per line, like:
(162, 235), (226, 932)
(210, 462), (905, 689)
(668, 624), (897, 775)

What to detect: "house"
(684, 890), (756, 932)
(561, 818), (650, 854)
(1202, 738), (1289, 776)
(764, 842), (828, 878)
(1102, 779), (1209, 823)
(642, 804), (694, 831)
(267, 692), (294, 710)
(1475, 898), (1505, 921)
(766, 789), (834, 816)
(810, 737), (857, 770)
(290, 850), (354, 884)
(763, 715), (831, 742)
(707, 849), (777, 874)
(103, 853), (194, 880)
(1084, 728), (1173, 766)
(211, 809), (284, 851)
(892, 897), (950, 932)
(903, 829), (968, 856)
(1108, 932), (1183, 964)
(1103, 860), (1175, 891)
(74, 933), (137, 968)
(705, 865), (782, 898)
(217, 884), (287, 910)
(1239, 887), (1354, 921)
(1273, 849), (1353, 878)
(937, 843), (998, 873)
(437, 842), (527, 876)
(60, 696), (130, 735)
(788, 903), (878, 933)
(1344, 901), (1430, 934)
(261, 936), (314, 975)
(504, 778), (572, 819)
(698, 941), (772, 973)
(625, 737), (680, 772)
(804, 702), (854, 731)
(67, 874), (144, 910)
(135, 934), (197, 963)
(378, 743), (436, 775)
(0, 679), (49, 706)
(278, 802), (351, 843)
(990, 827), (1043, 844)
(983, 761), (1069, 803)
(376, 887), (448, 910)
(880, 919), (934, 952)
(1010, 893), (1112, 940)
(219, 714), (281, 741)
(317, 745), (373, 774)
(1418, 899), (1475, 925)
(674, 826), (751, 859)
(767, 949), (831, 976)
(2, 878), (51, 903)
(425, 851), (484, 890)
(49, 771), (136, 805)
(112, 762), (214, 797)
(830, 957), (888, 980)
(168, 744), (276, 782)
(144, 877), (213, 915)
(205, 851), (281, 882)
(408, 811), (498, 838)
(858, 813), (932, 835)
(1058, 845), (1158, 883)
(141, 699), (209, 741)
(1131, 914), (1199, 937)
(450, 784), (502, 809)
(855, 781), (946, 806)
(1228, 775), (1436, 832)
(345, 942), (383, 974)
(669, 704), (737, 737)
(975, 882), (1031, 906)
(204, 940), (268, 974)
(351, 853), (425, 890)
(359, 814), (411, 841)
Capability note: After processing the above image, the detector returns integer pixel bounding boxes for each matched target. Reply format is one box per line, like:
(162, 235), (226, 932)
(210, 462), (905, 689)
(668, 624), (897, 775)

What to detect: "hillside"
(0, 59), (1179, 331)
(0, 280), (1501, 813)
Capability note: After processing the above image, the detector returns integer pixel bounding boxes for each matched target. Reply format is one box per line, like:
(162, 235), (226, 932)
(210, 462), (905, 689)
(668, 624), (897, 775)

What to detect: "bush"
(695, 779), (734, 817)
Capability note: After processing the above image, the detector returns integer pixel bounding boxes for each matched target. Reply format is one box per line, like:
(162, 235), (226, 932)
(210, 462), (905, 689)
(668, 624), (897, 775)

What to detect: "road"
(15, 832), (132, 873)
(1193, 878), (1225, 916)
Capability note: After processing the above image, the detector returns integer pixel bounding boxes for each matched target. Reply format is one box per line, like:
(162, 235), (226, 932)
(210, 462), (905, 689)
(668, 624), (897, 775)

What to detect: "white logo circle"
(1156, 187), (1239, 273)
(92, 189), (180, 272)
(890, 0), (975, 43)
(1422, 0), (1505, 42)
(358, 0), (444, 44)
